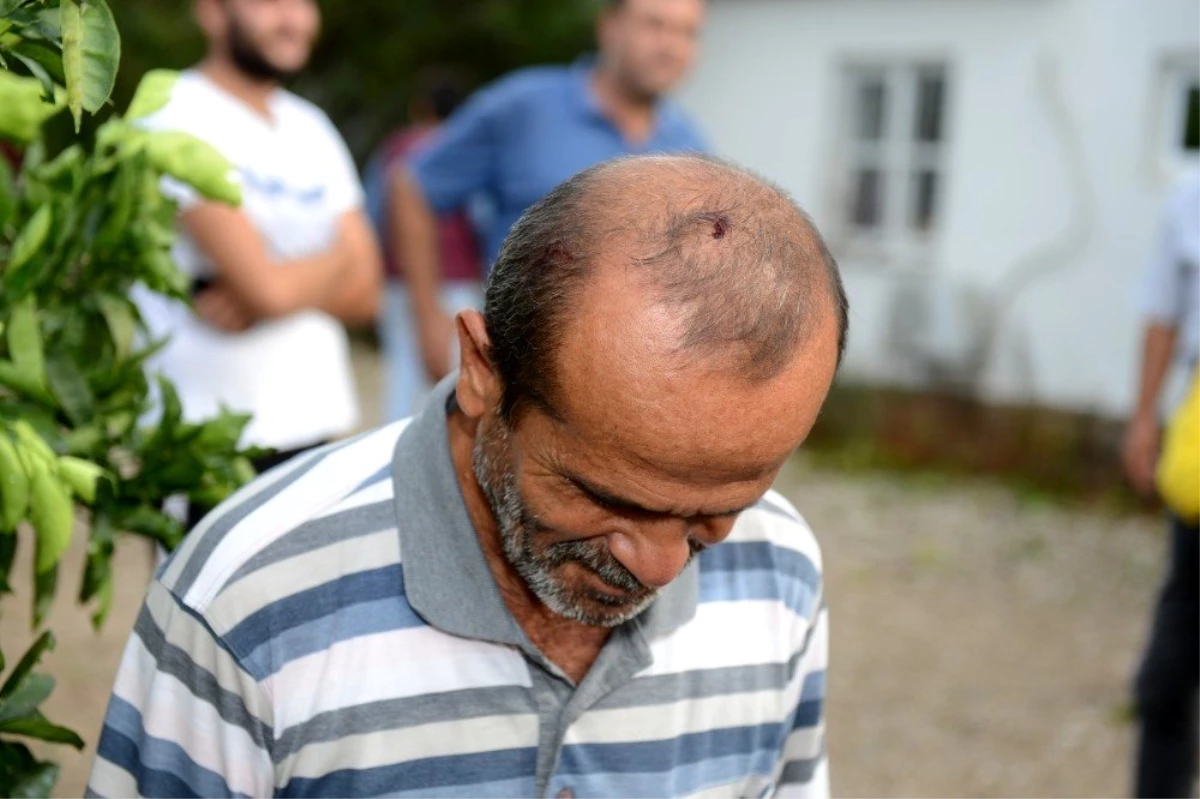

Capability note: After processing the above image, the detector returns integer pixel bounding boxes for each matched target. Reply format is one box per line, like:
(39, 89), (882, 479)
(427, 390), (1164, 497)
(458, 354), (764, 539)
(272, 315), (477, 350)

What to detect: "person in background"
(1122, 171), (1199, 799)
(391, 0), (708, 384)
(134, 0), (382, 528)
(365, 70), (483, 421)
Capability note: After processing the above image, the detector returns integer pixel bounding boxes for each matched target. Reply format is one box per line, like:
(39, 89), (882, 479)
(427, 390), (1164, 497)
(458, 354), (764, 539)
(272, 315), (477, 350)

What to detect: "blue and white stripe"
(88, 419), (828, 798)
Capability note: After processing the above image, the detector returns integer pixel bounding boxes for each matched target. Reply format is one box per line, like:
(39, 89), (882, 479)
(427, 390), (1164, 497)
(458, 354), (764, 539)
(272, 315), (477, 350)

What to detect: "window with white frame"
(839, 63), (949, 253)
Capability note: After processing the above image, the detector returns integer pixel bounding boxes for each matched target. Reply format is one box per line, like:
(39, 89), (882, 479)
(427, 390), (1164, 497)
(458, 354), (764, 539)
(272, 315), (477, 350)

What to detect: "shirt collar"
(391, 374), (698, 644)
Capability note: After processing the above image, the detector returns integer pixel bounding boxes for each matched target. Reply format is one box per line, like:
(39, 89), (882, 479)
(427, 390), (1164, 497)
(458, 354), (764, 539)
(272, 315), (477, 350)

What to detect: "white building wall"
(677, 0), (1199, 417)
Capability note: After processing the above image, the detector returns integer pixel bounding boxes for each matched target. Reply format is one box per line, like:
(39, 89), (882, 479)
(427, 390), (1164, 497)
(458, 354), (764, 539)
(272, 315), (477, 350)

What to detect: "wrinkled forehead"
(541, 281), (831, 484)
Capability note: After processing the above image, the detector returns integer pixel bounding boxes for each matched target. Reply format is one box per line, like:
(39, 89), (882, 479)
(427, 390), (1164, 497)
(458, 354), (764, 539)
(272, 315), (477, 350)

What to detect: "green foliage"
(0, 3), (257, 794)
(58, 0), (119, 130)
(110, 0), (600, 160)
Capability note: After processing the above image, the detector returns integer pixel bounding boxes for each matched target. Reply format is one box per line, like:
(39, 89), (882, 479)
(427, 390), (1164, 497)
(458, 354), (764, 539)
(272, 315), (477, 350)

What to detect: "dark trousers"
(185, 441), (326, 530)
(1134, 515), (1199, 798)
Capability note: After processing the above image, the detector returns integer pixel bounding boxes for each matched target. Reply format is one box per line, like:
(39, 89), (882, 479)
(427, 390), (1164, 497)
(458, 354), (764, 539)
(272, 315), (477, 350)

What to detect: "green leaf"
(29, 468), (73, 574)
(10, 52), (55, 103)
(0, 155), (13, 230)
(142, 130), (242, 205)
(56, 456), (105, 503)
(118, 506), (183, 549)
(6, 204), (52, 279)
(194, 409), (252, 452)
(60, 0), (120, 132)
(0, 632), (53, 699)
(79, 511), (112, 599)
(0, 739), (36, 775)
(0, 673), (54, 724)
(6, 298), (45, 392)
(31, 564), (56, 627)
(0, 533), (17, 594)
(103, 411), (134, 440)
(94, 293), (135, 360)
(0, 362), (53, 406)
(0, 71), (63, 143)
(0, 711), (84, 748)
(95, 160), (134, 246)
(33, 143), (82, 187)
(8, 760), (59, 799)
(9, 38), (65, 85)
(155, 375), (182, 438)
(90, 573), (112, 628)
(44, 356), (94, 426)
(20, 5), (61, 42)
(83, 512), (116, 627)
(125, 68), (178, 120)
(62, 423), (102, 455)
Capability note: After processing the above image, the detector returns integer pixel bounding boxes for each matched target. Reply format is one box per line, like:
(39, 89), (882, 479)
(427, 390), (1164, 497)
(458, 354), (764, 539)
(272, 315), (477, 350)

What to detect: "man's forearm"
(181, 204), (348, 320)
(317, 212), (383, 324)
(257, 248), (351, 318)
(1132, 322), (1179, 419)
(391, 168), (444, 321)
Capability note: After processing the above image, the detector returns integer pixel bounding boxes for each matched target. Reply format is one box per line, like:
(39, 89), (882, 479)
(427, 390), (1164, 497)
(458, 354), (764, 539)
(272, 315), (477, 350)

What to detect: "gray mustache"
(543, 539), (648, 595)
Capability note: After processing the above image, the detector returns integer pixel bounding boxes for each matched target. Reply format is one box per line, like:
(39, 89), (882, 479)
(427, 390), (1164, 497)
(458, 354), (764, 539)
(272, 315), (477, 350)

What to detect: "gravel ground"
(2, 344), (1165, 797)
(779, 456), (1163, 797)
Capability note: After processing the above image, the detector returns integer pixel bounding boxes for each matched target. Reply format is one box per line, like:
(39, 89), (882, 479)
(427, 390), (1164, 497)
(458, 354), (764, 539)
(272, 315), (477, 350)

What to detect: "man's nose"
(605, 518), (732, 590)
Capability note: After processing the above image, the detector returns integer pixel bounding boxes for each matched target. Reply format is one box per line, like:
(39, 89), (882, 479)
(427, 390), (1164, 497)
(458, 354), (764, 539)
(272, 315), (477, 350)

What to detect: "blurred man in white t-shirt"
(135, 0), (381, 526)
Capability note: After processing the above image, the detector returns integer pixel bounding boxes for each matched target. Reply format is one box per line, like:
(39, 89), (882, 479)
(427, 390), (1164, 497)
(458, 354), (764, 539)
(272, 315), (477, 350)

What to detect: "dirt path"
(2, 347), (1164, 797)
(780, 457), (1163, 797)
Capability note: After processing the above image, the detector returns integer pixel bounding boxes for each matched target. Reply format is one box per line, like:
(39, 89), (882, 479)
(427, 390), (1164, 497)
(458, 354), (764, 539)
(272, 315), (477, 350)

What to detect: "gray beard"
(470, 420), (658, 627)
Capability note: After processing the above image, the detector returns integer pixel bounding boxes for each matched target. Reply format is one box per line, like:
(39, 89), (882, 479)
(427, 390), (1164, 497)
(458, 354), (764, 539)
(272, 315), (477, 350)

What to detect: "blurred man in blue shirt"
(389, 0), (708, 382)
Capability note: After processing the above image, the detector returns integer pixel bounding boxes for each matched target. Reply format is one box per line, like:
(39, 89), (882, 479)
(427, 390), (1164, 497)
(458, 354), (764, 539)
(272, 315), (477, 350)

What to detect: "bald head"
(484, 154), (848, 421)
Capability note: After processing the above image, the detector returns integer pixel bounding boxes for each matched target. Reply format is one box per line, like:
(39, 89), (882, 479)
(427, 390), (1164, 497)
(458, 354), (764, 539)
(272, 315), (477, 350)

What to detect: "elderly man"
(89, 155), (848, 799)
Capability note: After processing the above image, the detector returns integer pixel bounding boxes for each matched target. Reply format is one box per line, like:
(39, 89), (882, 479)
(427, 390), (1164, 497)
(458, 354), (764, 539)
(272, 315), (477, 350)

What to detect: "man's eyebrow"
(564, 472), (753, 519)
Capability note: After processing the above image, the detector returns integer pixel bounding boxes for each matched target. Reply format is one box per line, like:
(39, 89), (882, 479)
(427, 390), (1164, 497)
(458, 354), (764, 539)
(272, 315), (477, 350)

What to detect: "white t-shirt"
(134, 70), (361, 450)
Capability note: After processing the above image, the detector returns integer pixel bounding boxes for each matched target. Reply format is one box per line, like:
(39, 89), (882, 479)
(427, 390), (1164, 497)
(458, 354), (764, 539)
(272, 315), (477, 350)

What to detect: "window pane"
(910, 170), (938, 230)
(914, 70), (945, 143)
(850, 168), (883, 229)
(855, 78), (886, 141)
(1183, 82), (1199, 151)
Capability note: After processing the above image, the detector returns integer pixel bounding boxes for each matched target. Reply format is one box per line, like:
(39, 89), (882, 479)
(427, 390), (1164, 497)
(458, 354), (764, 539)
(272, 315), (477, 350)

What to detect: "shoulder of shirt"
(727, 489), (824, 575)
(154, 420), (410, 623)
(271, 87), (339, 128)
(478, 64), (576, 105)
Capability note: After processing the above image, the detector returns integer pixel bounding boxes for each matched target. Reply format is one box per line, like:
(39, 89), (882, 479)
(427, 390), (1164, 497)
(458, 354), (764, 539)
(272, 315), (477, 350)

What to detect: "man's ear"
(454, 309), (499, 420)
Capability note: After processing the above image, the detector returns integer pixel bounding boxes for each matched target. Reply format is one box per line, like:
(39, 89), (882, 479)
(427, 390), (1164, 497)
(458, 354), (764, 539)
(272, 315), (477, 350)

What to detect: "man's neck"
(590, 66), (657, 147)
(446, 409), (610, 682)
(198, 57), (277, 119)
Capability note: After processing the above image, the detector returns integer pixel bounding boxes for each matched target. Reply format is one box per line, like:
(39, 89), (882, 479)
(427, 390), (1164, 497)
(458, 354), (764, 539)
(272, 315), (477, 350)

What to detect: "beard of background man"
(228, 22), (288, 82)
(221, 4), (312, 85)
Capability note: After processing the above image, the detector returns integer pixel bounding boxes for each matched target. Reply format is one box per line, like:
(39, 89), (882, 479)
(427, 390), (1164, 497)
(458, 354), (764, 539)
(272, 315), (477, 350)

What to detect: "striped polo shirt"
(88, 377), (829, 798)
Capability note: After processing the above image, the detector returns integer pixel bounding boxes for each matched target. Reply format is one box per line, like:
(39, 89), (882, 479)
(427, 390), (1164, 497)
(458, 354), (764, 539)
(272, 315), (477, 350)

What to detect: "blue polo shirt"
(409, 58), (708, 267)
